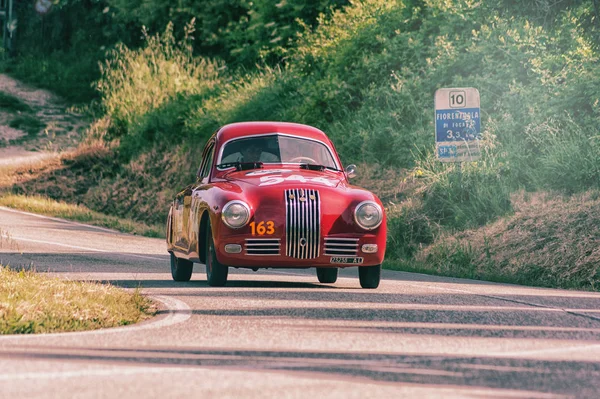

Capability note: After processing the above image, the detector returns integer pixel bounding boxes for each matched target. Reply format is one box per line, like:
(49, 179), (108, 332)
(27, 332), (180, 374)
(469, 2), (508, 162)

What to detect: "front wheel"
(316, 267), (338, 284)
(170, 252), (193, 282)
(205, 222), (228, 286)
(358, 264), (381, 289)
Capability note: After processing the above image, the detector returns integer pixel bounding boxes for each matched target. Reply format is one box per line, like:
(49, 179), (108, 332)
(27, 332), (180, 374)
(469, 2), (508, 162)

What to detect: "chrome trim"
(216, 133), (340, 171)
(286, 188), (320, 259)
(324, 237), (359, 256)
(353, 200), (383, 231)
(245, 238), (281, 256)
(221, 200), (251, 229)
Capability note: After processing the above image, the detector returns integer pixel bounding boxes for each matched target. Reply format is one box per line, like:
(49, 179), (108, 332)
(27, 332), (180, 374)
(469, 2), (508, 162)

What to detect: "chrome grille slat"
(285, 189), (320, 259)
(245, 238), (281, 256)
(324, 237), (359, 257)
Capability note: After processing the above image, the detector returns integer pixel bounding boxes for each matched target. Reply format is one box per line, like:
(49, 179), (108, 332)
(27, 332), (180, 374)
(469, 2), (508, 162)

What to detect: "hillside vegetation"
(5, 0), (600, 289)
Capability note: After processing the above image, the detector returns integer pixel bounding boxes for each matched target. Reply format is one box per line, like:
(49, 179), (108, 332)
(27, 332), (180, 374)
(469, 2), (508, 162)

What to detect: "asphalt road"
(1, 206), (600, 398)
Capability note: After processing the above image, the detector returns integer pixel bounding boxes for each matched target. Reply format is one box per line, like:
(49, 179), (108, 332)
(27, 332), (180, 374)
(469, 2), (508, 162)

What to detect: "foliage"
(7, 0), (600, 287)
(96, 22), (223, 158)
(397, 191), (600, 290)
(0, 92), (32, 113)
(9, 115), (46, 138)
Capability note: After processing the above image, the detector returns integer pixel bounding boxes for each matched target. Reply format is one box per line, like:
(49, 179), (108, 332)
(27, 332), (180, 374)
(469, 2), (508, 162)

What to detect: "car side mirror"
(345, 164), (357, 179)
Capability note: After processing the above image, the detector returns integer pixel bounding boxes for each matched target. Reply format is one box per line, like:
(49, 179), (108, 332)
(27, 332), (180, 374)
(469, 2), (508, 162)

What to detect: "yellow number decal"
(250, 221), (276, 236)
(266, 221), (275, 235)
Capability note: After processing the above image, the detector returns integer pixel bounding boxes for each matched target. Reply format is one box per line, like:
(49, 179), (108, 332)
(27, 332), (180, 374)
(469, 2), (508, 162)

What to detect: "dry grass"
(0, 152), (63, 188)
(406, 190), (600, 290)
(0, 266), (156, 334)
(0, 194), (163, 238)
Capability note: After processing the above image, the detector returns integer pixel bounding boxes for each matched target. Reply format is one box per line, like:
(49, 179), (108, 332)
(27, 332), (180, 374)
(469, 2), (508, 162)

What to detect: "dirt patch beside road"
(0, 73), (90, 168)
(0, 73), (92, 190)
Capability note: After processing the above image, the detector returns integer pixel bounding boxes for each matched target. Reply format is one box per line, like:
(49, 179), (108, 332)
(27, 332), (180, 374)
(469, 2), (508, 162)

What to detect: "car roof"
(215, 122), (333, 145)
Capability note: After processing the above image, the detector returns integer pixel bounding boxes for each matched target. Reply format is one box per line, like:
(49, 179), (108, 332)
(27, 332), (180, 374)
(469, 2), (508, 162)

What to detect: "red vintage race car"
(166, 122), (387, 288)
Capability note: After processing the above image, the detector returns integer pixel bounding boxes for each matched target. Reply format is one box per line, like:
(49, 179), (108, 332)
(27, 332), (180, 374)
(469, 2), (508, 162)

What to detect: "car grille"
(245, 238), (281, 256)
(324, 237), (359, 256)
(285, 188), (320, 259)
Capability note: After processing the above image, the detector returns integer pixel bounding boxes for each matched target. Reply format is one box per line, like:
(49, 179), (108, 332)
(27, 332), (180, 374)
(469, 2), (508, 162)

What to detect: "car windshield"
(218, 134), (338, 169)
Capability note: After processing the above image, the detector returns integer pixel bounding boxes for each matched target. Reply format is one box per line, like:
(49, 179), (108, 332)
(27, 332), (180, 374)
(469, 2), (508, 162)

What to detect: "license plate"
(330, 257), (364, 264)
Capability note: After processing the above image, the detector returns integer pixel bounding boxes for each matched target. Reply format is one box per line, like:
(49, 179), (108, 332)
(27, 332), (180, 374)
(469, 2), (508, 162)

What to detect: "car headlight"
(354, 201), (383, 230)
(221, 200), (251, 229)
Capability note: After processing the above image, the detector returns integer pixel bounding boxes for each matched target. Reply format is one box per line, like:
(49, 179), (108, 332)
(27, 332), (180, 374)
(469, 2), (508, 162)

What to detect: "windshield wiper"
(217, 161), (264, 171)
(299, 163), (340, 172)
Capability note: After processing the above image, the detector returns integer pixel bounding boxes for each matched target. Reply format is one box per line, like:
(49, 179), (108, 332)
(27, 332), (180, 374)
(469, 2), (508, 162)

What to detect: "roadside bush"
(386, 201), (437, 259)
(96, 22), (224, 159)
(528, 117), (600, 194)
(416, 134), (513, 230)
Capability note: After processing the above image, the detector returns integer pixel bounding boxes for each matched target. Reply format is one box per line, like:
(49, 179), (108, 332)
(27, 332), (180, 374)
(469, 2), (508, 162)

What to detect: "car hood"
(222, 168), (346, 189)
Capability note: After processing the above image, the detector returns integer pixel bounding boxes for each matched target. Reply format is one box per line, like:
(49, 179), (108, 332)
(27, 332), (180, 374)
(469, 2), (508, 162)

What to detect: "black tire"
(316, 267), (338, 284)
(358, 264), (381, 289)
(170, 252), (193, 282)
(206, 222), (228, 286)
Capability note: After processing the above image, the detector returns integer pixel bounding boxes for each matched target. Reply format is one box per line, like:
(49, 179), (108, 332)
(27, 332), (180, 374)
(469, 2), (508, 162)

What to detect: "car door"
(185, 139), (216, 258)
(173, 184), (193, 251)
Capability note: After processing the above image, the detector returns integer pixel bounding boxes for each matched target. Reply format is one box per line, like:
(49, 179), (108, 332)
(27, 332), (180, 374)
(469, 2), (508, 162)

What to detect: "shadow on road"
(3, 346), (600, 398)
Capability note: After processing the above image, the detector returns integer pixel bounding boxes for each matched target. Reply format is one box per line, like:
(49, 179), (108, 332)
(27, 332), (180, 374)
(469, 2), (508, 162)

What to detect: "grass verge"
(0, 194), (164, 238)
(0, 266), (156, 334)
(384, 191), (600, 291)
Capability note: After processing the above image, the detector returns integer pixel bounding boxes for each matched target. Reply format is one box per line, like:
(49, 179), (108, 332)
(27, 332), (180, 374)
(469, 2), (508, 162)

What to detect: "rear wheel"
(170, 252), (193, 282)
(206, 222), (228, 286)
(316, 267), (338, 284)
(358, 264), (381, 289)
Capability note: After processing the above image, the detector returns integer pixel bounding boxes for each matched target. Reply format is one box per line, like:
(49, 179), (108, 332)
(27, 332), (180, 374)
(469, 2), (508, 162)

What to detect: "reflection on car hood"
(223, 168), (345, 189)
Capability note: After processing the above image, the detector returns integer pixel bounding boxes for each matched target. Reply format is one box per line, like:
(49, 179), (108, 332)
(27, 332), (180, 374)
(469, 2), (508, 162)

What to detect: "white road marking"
(494, 343), (600, 357)
(0, 366), (185, 381)
(0, 233), (165, 261)
(0, 206), (121, 234)
(0, 295), (191, 340)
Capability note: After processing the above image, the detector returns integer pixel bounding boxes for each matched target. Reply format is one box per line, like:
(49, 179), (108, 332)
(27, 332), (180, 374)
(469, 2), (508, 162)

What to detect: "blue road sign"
(435, 88), (481, 162)
(435, 108), (481, 142)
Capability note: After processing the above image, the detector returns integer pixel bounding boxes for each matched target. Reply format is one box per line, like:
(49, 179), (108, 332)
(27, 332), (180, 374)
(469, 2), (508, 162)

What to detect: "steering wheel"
(290, 156), (318, 164)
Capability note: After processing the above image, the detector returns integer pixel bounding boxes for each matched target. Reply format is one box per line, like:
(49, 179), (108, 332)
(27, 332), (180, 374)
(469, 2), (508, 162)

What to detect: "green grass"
(0, 92), (33, 113)
(0, 266), (156, 334)
(9, 115), (46, 139)
(0, 194), (164, 238)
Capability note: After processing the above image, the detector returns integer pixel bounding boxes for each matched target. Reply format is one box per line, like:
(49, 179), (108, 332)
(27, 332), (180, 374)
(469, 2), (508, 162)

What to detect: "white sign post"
(435, 88), (481, 162)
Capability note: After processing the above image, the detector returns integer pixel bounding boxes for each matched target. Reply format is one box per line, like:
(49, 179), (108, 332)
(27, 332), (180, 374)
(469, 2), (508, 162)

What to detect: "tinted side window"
(200, 145), (215, 179)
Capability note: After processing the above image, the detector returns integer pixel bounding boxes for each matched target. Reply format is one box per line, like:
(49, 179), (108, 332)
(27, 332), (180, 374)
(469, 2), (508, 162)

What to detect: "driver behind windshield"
(221, 140), (279, 163)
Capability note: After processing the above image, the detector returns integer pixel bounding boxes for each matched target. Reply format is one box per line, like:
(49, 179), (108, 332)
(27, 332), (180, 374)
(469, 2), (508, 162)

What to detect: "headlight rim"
(221, 200), (251, 229)
(354, 200), (383, 231)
